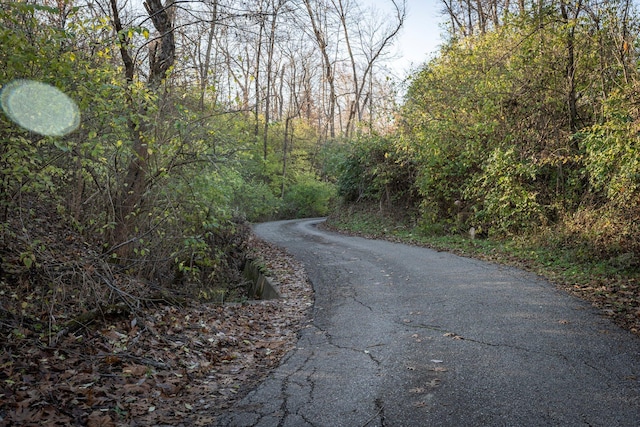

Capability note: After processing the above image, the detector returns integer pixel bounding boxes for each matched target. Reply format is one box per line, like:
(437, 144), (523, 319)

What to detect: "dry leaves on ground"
(1, 236), (313, 426)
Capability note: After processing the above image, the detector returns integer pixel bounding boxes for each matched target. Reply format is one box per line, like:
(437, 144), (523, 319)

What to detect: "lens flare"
(1, 79), (80, 136)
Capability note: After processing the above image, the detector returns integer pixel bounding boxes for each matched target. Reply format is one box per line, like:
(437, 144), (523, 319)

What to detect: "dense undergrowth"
(325, 203), (640, 336)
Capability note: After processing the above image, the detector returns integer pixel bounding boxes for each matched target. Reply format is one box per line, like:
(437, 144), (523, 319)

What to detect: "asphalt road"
(217, 218), (640, 426)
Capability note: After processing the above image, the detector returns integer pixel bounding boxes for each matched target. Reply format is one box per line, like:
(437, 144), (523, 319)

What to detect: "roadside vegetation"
(326, 1), (640, 336)
(0, 0), (396, 424)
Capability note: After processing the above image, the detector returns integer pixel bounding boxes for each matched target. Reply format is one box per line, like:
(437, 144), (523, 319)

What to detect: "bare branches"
(100, 0), (402, 137)
(144, 0), (176, 89)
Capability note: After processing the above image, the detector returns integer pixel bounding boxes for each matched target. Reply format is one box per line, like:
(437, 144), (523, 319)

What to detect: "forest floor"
(0, 222), (313, 426)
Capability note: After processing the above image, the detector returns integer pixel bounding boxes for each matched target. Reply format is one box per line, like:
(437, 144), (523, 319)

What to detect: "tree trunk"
(200, 0), (218, 111)
(303, 0), (336, 139)
(109, 0), (175, 257)
(145, 0), (175, 90)
(281, 116), (291, 198)
(254, 5), (264, 146)
(560, 0), (580, 135)
(337, 0), (359, 138)
(263, 5), (278, 160)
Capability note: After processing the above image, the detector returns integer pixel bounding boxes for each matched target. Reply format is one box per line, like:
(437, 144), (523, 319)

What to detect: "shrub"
(282, 175), (336, 218)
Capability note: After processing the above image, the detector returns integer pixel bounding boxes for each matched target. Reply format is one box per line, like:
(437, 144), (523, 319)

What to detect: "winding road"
(217, 218), (640, 426)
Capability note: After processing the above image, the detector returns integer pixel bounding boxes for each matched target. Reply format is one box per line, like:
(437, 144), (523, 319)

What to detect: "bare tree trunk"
(620, 0), (632, 84)
(476, 0), (486, 34)
(490, 0), (499, 28)
(560, 0), (581, 135)
(281, 116), (291, 198)
(441, 0), (464, 36)
(303, 0), (336, 139)
(277, 64), (285, 121)
(336, 0), (359, 138)
(146, 0), (175, 90)
(263, 0), (285, 160)
(254, 5), (264, 147)
(200, 0), (218, 111)
(466, 0), (474, 36)
(338, 0), (405, 137)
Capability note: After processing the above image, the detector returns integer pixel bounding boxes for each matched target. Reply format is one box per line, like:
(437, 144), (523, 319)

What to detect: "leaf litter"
(1, 236), (313, 426)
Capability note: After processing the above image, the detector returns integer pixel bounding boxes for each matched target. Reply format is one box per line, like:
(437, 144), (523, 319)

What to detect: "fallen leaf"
(87, 411), (115, 427)
(443, 332), (464, 340)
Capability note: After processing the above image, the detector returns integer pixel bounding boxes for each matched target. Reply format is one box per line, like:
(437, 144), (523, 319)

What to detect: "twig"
(360, 405), (384, 427)
(115, 352), (171, 370)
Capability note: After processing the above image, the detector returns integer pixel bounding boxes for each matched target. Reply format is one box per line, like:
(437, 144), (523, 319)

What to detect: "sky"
(370, 0), (446, 77)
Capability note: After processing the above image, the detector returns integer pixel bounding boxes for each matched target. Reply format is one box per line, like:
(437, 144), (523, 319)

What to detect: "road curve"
(217, 218), (640, 426)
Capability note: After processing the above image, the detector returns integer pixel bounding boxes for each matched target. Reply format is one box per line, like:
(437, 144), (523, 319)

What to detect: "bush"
(282, 175), (336, 218)
(335, 136), (418, 209)
(554, 207), (640, 263)
(467, 147), (544, 235)
(229, 178), (282, 222)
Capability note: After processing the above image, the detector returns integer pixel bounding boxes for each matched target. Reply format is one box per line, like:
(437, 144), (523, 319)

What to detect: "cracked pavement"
(216, 218), (640, 426)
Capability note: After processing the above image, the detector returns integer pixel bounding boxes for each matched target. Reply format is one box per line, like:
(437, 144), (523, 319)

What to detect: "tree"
(335, 0), (405, 136)
(303, 0), (337, 139)
(106, 0), (176, 257)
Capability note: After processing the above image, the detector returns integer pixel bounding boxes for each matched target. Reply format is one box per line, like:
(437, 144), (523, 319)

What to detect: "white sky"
(370, 0), (446, 77)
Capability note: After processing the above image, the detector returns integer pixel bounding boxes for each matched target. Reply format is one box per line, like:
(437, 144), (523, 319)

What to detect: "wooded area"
(0, 0), (403, 423)
(340, 0), (640, 264)
(2, 0), (640, 424)
(1, 0), (404, 296)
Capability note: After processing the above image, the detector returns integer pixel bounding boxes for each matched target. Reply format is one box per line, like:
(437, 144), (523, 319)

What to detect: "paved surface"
(217, 218), (640, 426)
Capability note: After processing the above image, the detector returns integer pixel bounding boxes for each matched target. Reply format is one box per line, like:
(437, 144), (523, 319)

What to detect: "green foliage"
(282, 174), (336, 218)
(395, 8), (634, 241)
(223, 172), (281, 222)
(0, 4), (247, 297)
(582, 89), (640, 207)
(334, 135), (417, 210)
(0, 4), (74, 217)
(467, 147), (543, 235)
(569, 87), (640, 259)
